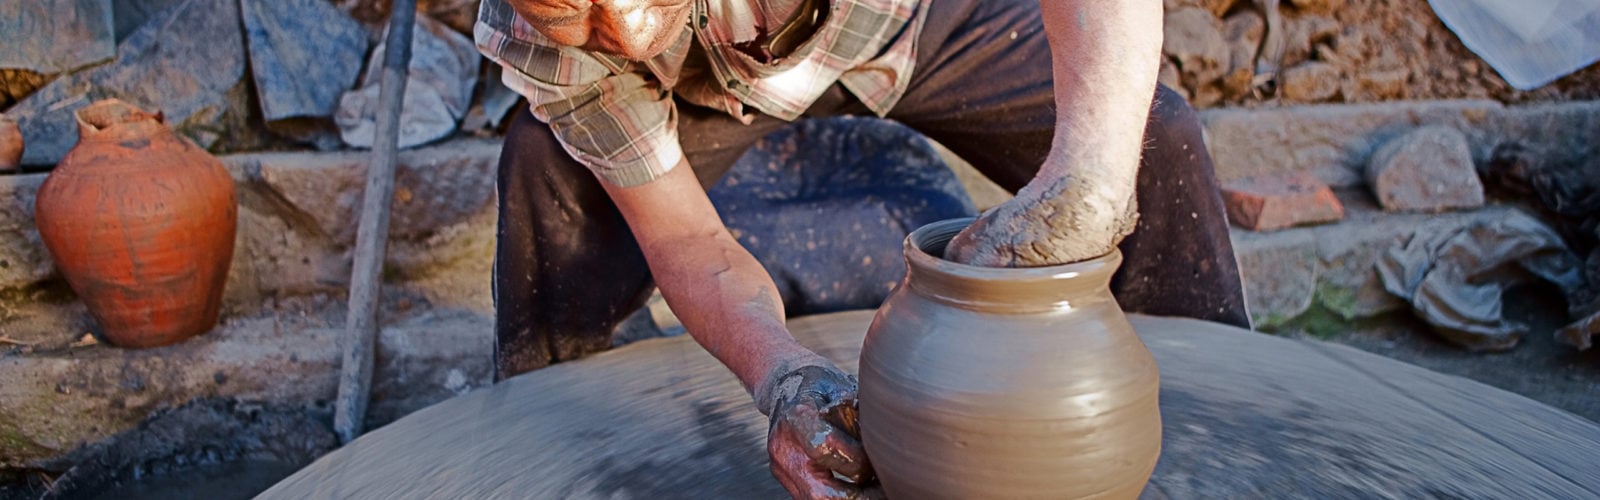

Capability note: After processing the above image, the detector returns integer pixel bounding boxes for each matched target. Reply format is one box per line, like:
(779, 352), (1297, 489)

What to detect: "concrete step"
(1232, 191), (1529, 329)
(1202, 100), (1600, 188)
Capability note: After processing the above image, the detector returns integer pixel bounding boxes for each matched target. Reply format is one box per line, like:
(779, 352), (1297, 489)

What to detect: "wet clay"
(944, 174), (1138, 267)
(859, 218), (1161, 498)
(20, 399), (335, 499)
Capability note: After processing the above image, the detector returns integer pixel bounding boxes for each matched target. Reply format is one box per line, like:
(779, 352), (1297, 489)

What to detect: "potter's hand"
(761, 365), (877, 499)
(945, 176), (1138, 267)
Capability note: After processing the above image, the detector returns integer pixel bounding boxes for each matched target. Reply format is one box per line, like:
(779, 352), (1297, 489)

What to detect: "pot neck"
(74, 100), (168, 143)
(903, 218), (1121, 313)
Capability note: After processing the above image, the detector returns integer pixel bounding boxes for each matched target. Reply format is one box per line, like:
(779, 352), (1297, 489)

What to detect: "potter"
(475, 0), (1245, 497)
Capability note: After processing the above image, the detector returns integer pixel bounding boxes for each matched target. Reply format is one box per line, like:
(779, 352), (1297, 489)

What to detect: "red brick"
(1223, 173), (1345, 231)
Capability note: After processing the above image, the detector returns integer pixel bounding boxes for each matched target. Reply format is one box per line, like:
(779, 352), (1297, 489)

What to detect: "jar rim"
(905, 217), (1122, 280)
(900, 218), (1122, 310)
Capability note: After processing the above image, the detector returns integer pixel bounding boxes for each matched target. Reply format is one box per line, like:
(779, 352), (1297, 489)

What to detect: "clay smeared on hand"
(945, 173), (1139, 268)
(761, 364), (877, 499)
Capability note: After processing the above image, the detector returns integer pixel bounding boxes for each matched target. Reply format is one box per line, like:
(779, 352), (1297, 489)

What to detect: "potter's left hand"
(762, 364), (877, 499)
(945, 180), (1137, 267)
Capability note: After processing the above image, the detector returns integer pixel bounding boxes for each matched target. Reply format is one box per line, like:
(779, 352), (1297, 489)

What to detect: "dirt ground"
(1277, 284), (1600, 423)
(1164, 0), (1600, 108)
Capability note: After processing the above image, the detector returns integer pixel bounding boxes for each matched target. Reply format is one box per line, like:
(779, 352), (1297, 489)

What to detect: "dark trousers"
(493, 0), (1251, 380)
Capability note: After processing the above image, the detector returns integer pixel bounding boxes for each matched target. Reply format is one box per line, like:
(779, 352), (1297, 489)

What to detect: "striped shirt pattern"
(475, 0), (925, 187)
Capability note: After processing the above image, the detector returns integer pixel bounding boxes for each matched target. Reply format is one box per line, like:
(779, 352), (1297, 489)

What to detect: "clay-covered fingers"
(788, 392), (874, 480)
(762, 364), (877, 499)
(818, 399), (873, 482)
(768, 413), (870, 500)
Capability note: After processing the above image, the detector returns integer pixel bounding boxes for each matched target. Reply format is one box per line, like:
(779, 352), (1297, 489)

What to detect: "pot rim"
(74, 99), (165, 139)
(904, 217), (1122, 281)
(900, 218), (1122, 311)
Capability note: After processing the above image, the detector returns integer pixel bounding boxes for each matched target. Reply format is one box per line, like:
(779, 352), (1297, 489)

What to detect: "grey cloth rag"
(336, 15), (479, 149)
(1377, 208), (1584, 351)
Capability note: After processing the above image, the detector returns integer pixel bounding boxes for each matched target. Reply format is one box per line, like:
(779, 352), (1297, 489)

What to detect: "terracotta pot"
(0, 114), (21, 172)
(859, 217), (1162, 499)
(35, 99), (238, 348)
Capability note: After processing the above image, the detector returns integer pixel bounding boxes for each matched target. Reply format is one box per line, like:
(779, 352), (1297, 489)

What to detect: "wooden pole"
(335, 0), (417, 445)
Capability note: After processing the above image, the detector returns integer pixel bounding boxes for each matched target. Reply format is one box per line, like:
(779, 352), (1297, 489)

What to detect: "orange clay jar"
(35, 99), (237, 348)
(859, 217), (1162, 499)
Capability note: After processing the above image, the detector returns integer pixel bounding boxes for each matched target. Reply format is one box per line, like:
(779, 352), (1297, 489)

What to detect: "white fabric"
(1430, 0), (1600, 89)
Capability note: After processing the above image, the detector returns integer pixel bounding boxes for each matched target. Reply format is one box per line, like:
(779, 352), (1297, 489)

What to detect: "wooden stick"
(1253, 0), (1285, 97)
(335, 0), (417, 445)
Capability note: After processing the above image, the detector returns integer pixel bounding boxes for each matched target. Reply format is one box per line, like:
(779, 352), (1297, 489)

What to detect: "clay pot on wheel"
(859, 217), (1162, 499)
(0, 114), (21, 172)
(35, 99), (238, 348)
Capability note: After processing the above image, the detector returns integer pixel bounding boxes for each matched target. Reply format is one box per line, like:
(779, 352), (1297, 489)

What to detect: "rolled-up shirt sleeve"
(475, 3), (684, 188)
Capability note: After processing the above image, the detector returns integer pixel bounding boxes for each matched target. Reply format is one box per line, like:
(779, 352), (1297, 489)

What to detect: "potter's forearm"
(945, 0), (1163, 266)
(644, 232), (827, 399)
(1034, 0), (1162, 196)
(602, 163), (827, 407)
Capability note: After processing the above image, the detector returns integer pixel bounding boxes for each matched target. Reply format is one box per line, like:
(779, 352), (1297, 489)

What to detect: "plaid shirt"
(476, 0), (925, 187)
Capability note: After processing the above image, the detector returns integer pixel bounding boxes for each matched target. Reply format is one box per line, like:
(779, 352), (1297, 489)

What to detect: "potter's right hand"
(761, 364), (878, 499)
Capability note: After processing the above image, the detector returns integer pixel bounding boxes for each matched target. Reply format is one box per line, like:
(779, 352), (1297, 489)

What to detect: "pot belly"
(859, 299), (1162, 499)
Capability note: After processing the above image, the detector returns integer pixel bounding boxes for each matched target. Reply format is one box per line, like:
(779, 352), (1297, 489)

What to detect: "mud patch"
(1, 399), (334, 499)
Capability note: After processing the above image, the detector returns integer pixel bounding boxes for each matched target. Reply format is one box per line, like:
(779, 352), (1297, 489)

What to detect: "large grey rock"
(0, 0), (115, 74)
(0, 309), (492, 468)
(336, 16), (479, 149)
(8, 0), (249, 166)
(241, 0), (369, 121)
(1366, 126), (1485, 212)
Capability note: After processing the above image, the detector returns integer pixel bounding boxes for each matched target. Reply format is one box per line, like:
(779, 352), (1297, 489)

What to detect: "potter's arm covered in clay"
(945, 0), (1163, 267)
(600, 165), (871, 499)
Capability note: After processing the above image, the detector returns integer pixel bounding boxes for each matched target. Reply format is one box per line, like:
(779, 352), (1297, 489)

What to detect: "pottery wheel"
(260, 311), (1600, 499)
